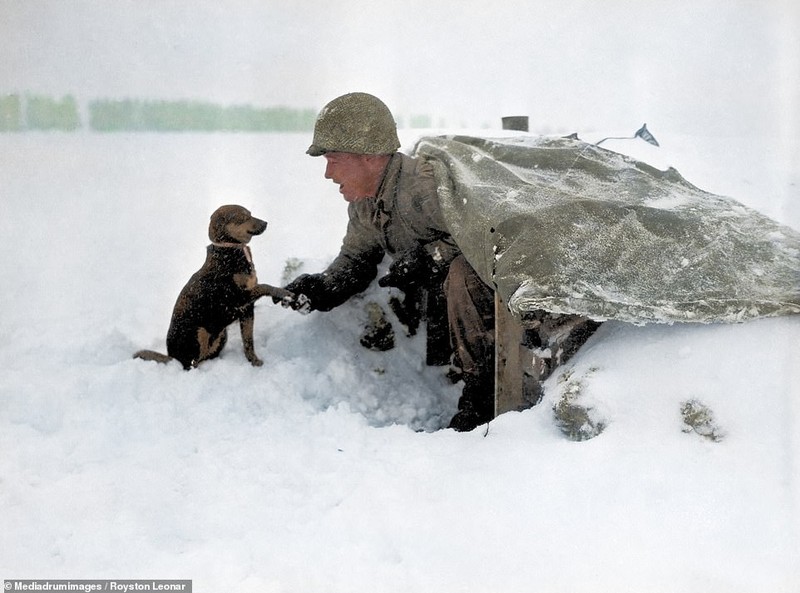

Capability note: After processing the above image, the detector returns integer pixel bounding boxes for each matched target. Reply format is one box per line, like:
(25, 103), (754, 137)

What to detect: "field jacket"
(319, 152), (461, 305)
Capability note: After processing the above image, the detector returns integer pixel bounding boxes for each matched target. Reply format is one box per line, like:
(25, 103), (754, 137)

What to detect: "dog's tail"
(133, 350), (173, 364)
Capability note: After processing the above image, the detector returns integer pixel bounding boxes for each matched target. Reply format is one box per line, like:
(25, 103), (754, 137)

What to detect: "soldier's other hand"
(378, 244), (440, 289)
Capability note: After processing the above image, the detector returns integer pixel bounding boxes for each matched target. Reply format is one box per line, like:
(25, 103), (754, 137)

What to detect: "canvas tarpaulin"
(414, 135), (800, 324)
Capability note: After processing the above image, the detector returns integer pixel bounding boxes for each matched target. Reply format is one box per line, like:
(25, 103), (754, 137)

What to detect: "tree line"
(0, 94), (317, 132)
(1, 94), (81, 131)
(1, 93), (439, 132)
(88, 98), (318, 132)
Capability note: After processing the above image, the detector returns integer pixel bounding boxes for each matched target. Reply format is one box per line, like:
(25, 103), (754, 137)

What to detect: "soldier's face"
(323, 152), (387, 203)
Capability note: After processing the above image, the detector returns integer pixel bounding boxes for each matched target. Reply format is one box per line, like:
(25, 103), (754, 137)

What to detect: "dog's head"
(208, 205), (268, 244)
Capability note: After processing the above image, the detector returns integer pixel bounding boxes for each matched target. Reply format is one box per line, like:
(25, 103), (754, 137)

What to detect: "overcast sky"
(2, 0), (798, 137)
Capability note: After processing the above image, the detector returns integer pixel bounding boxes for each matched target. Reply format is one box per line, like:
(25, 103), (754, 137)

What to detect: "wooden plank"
(494, 292), (528, 417)
(493, 294), (602, 419)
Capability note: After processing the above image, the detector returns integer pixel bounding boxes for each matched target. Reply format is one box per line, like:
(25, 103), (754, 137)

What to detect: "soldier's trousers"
(443, 255), (495, 391)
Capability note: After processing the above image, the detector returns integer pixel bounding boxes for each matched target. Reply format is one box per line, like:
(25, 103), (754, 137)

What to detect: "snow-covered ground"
(1, 130), (798, 592)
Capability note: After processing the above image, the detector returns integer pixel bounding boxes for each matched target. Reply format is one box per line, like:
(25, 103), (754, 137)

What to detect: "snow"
(1, 129), (799, 592)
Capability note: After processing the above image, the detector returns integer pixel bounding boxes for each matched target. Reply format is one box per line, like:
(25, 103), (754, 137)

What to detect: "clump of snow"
(552, 366), (608, 441)
(1, 131), (798, 592)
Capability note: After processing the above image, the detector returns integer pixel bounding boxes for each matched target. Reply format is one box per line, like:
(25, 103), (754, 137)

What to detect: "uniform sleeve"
(414, 159), (461, 266)
(319, 202), (385, 306)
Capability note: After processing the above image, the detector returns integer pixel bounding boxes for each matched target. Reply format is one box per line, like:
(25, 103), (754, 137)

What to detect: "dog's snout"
(251, 218), (268, 235)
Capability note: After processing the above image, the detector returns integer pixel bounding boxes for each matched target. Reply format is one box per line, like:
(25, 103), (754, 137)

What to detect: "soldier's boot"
(448, 375), (494, 432)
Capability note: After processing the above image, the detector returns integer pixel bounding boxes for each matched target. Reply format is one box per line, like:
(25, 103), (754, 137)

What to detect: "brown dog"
(135, 204), (293, 369)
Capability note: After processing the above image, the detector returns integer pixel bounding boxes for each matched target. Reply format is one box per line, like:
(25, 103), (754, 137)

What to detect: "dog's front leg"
(239, 309), (263, 367)
(252, 283), (293, 302)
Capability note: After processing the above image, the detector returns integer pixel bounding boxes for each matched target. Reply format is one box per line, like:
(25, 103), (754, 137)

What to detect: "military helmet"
(306, 92), (400, 156)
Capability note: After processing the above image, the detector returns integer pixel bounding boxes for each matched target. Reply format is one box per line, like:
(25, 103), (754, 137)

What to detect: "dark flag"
(634, 123), (660, 147)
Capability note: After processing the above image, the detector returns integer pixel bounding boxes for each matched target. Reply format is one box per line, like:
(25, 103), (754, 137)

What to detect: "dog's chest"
(231, 253), (258, 290)
(207, 244), (257, 289)
(234, 266), (258, 290)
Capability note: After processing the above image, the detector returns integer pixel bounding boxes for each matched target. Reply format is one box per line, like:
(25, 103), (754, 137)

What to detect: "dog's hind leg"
(195, 327), (228, 367)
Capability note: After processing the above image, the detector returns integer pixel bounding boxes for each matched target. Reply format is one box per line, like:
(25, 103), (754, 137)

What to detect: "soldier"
(283, 92), (496, 431)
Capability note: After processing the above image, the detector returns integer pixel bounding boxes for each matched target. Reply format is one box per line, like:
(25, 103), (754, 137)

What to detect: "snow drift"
(0, 131), (798, 592)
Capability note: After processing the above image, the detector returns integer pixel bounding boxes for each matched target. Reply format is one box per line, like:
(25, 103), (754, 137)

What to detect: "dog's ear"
(208, 207), (228, 242)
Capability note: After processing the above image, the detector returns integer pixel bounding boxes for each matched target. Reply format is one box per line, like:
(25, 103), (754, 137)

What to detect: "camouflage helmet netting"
(307, 92), (401, 156)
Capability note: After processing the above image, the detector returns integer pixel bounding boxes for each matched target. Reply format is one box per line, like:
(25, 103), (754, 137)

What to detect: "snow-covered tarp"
(415, 135), (800, 324)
